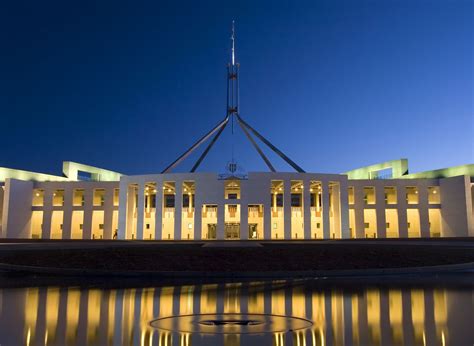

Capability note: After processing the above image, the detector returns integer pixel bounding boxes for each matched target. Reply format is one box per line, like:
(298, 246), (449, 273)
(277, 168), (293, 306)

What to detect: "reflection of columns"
(354, 185), (365, 238)
(113, 289), (124, 346)
(376, 186), (387, 238)
(401, 290), (414, 344)
(357, 293), (369, 345)
(284, 180), (291, 239)
(77, 290), (89, 345)
(379, 290), (391, 345)
(132, 289), (143, 346)
(343, 294), (353, 346)
(56, 288), (68, 345)
(423, 289), (436, 346)
(136, 183), (145, 240)
(98, 290), (111, 345)
(174, 182), (182, 240)
(303, 180), (311, 239)
(62, 188), (73, 239)
(83, 188), (93, 239)
(35, 288), (48, 344)
(216, 284), (225, 313)
(154, 182), (163, 240)
(322, 182), (330, 239)
(325, 292), (334, 346)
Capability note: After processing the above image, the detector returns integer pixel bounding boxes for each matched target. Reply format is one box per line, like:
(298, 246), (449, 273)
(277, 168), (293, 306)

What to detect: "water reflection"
(0, 277), (473, 345)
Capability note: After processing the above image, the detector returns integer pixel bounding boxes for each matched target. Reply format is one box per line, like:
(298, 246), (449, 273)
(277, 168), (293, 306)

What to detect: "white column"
(354, 185), (365, 238)
(339, 179), (350, 239)
(82, 188), (93, 239)
(136, 182), (145, 240)
(42, 189), (53, 239)
(418, 185), (430, 238)
(155, 181), (163, 240)
(217, 203), (225, 240)
(376, 185), (387, 238)
(62, 187), (73, 239)
(240, 204), (248, 240)
(103, 186), (115, 239)
(303, 179), (311, 239)
(284, 180), (291, 239)
(322, 182), (330, 239)
(398, 186), (409, 238)
(174, 182), (182, 240)
(117, 178), (129, 240)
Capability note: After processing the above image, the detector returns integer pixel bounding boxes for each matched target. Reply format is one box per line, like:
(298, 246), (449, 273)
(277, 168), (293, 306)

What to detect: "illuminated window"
(428, 186), (440, 204)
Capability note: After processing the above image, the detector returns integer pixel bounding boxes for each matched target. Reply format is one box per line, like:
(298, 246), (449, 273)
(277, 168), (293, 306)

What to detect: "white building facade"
(1, 159), (473, 240)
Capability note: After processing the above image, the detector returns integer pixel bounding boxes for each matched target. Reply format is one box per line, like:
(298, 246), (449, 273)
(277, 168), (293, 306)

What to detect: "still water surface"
(0, 275), (473, 345)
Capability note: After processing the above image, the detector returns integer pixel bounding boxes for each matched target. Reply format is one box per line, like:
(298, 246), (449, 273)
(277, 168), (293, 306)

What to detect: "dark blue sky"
(1, 0), (472, 176)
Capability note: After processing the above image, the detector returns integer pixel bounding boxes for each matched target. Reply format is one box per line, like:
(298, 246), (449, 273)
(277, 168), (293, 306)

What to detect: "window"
(348, 187), (355, 205)
(291, 194), (301, 207)
(228, 193), (238, 200)
(428, 186), (440, 204)
(384, 187), (397, 204)
(146, 224), (150, 230)
(406, 187), (419, 204)
(225, 180), (240, 199)
(53, 189), (64, 206)
(73, 189), (85, 206)
(93, 189), (106, 206)
(165, 194), (175, 208)
(99, 223), (104, 230)
(32, 189), (44, 206)
(363, 187), (376, 205)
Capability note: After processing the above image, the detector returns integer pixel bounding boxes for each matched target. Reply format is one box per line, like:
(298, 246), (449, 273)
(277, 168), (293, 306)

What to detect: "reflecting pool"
(0, 275), (473, 345)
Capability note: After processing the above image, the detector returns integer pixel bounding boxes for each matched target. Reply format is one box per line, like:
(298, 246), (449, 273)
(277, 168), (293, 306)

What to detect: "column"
(174, 182), (182, 240)
(155, 181), (163, 240)
(62, 187), (73, 239)
(283, 180), (291, 239)
(240, 204), (248, 240)
(322, 182), (331, 239)
(125, 185), (136, 239)
(136, 182), (145, 240)
(376, 185), (387, 238)
(339, 180), (350, 239)
(194, 202), (202, 240)
(41, 189), (53, 239)
(303, 180), (311, 239)
(83, 188), (93, 239)
(398, 187), (408, 238)
(117, 178), (129, 240)
(103, 187), (115, 239)
(331, 182), (342, 238)
(418, 185), (430, 238)
(217, 204), (224, 240)
(264, 191), (272, 239)
(354, 185), (365, 238)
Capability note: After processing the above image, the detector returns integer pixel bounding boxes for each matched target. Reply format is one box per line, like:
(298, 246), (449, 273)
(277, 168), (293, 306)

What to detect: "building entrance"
(248, 224), (258, 239)
(225, 223), (240, 239)
(207, 224), (217, 240)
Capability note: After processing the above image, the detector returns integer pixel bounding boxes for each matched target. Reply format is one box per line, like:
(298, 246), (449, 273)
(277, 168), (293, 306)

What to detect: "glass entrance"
(207, 224), (217, 240)
(248, 224), (258, 239)
(225, 223), (240, 239)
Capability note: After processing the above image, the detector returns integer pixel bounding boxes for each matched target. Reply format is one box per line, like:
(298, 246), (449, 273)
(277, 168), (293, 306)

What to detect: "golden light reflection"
(0, 282), (467, 345)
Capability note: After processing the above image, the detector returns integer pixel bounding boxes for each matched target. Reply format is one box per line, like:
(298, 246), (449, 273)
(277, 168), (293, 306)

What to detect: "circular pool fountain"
(150, 313), (313, 334)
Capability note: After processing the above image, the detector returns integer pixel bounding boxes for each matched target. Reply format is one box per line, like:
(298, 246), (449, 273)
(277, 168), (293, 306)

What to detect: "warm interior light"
(433, 190), (437, 193)
(153, 189), (157, 193)
(310, 188), (313, 192)
(184, 188), (187, 192)
(35, 192), (40, 197)
(145, 187), (149, 191)
(168, 188), (172, 192)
